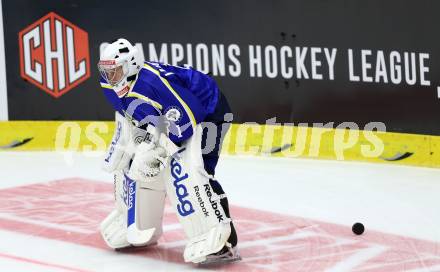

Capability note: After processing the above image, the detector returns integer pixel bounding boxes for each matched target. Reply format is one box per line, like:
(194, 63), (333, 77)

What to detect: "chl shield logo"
(18, 12), (90, 98)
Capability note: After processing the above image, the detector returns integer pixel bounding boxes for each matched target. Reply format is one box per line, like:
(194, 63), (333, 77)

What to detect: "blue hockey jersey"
(100, 61), (220, 143)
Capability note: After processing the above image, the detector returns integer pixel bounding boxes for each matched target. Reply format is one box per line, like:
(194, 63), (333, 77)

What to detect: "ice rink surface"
(0, 151), (439, 271)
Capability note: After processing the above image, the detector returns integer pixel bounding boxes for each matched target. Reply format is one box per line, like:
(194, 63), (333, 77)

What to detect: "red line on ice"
(0, 252), (92, 272)
(0, 178), (439, 271)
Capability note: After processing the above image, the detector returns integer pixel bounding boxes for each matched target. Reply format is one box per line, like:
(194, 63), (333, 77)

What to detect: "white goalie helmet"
(98, 38), (143, 97)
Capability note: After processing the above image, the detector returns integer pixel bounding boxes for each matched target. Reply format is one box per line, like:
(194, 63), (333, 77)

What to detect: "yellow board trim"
(1, 121), (440, 169)
(221, 123), (440, 168)
(126, 92), (163, 110)
(142, 63), (197, 129)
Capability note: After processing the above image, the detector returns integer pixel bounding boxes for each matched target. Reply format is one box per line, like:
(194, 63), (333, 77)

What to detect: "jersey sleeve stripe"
(142, 63), (197, 129)
(126, 92), (163, 110)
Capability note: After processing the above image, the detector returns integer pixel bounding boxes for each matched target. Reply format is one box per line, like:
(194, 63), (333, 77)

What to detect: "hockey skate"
(199, 244), (242, 265)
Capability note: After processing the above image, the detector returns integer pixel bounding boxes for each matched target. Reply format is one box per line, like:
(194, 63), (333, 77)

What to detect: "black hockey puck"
(352, 222), (365, 235)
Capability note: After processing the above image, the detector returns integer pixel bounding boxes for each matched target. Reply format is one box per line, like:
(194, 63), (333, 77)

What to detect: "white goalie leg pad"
(131, 172), (166, 245)
(100, 171), (130, 249)
(100, 170), (166, 249)
(163, 125), (232, 263)
(100, 209), (130, 249)
(184, 219), (232, 263)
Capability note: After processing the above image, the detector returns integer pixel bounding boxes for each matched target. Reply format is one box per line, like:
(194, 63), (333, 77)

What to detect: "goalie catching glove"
(128, 142), (167, 180)
(128, 133), (179, 180)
